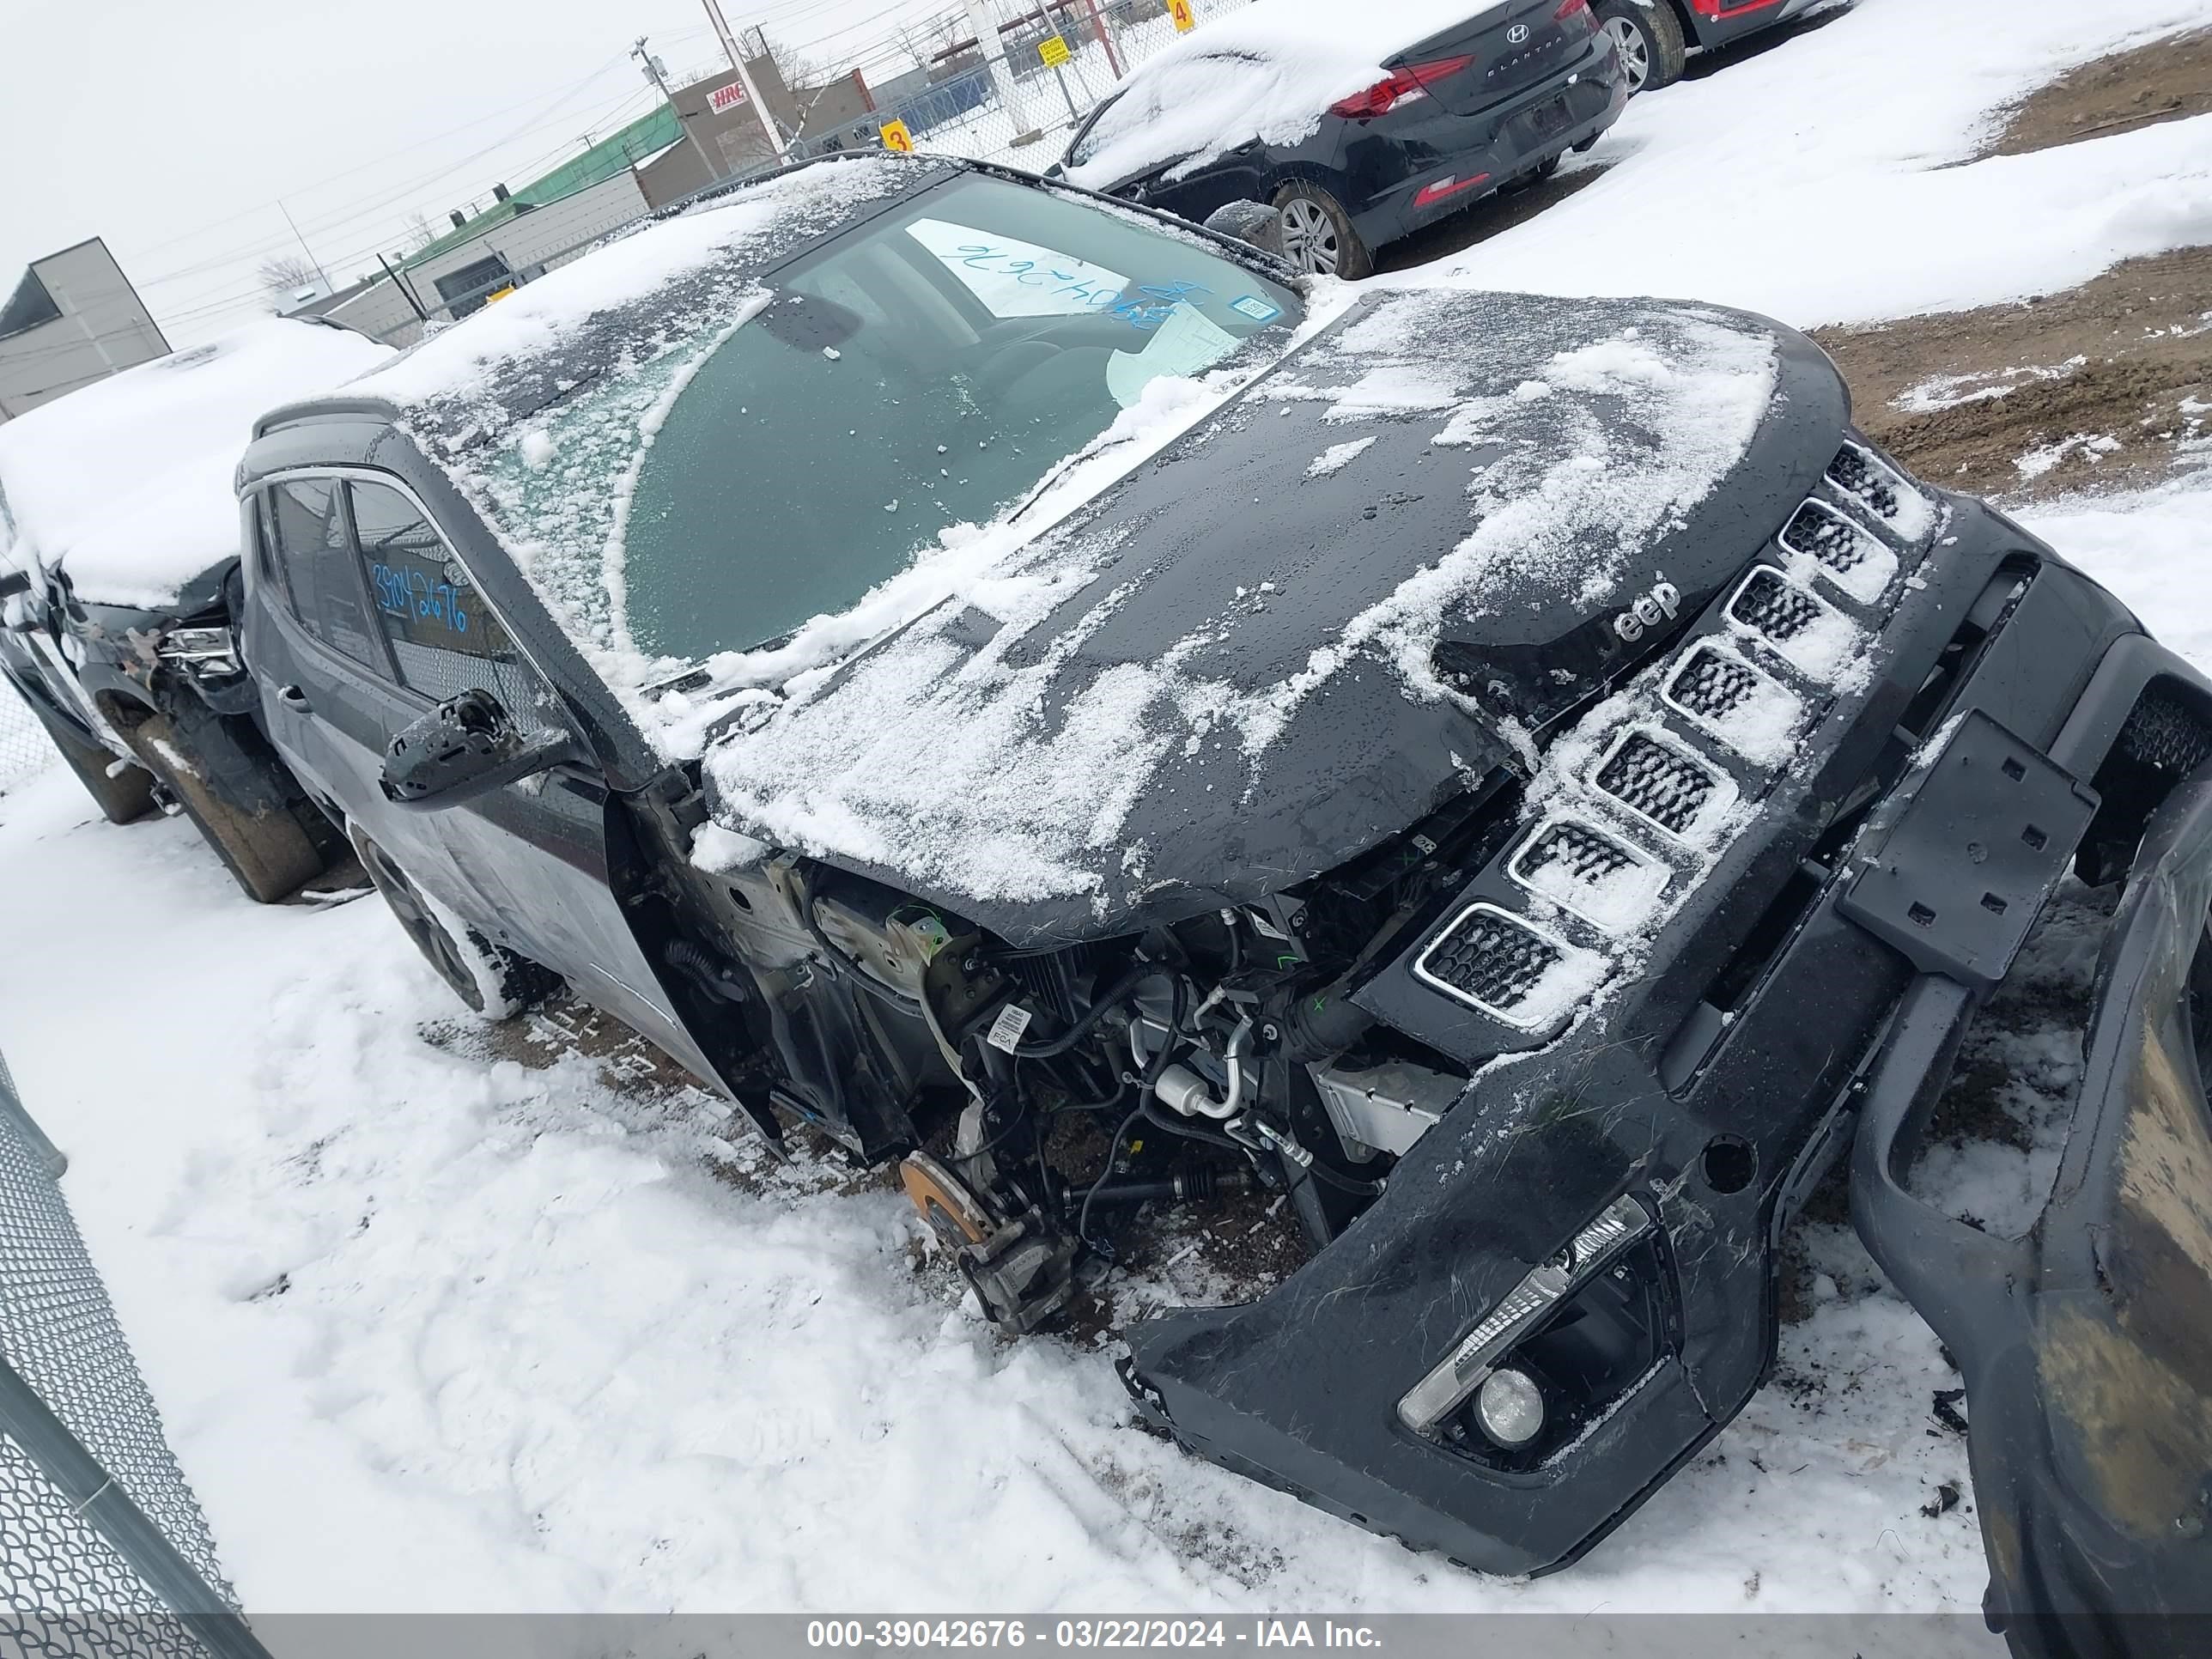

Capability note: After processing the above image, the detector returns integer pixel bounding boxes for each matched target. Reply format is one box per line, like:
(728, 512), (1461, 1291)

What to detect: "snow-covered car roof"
(347, 156), (931, 424)
(1062, 0), (1511, 191)
(0, 317), (394, 609)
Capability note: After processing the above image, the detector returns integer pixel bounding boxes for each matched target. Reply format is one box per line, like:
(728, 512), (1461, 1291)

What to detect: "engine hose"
(1292, 1154), (1389, 1198)
(1078, 1099), (1147, 1261)
(1010, 959), (1153, 1057)
(1136, 1098), (1246, 1154)
(1141, 973), (1188, 1088)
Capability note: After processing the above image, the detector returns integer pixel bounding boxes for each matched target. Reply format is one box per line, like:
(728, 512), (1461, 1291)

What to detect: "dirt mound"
(1982, 27), (2212, 158)
(1814, 245), (2212, 500)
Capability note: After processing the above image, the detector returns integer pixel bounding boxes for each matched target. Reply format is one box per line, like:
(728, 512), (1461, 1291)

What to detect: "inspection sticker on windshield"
(985, 1003), (1035, 1053)
(1230, 295), (1281, 324)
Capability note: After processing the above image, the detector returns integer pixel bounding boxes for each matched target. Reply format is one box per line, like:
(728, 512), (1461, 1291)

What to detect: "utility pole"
(276, 198), (333, 290)
(635, 36), (725, 184)
(701, 0), (789, 161)
(963, 0), (1042, 146)
(376, 253), (428, 323)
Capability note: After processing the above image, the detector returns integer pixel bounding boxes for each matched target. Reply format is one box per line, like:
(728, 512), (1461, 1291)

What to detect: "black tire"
(19, 693), (155, 823)
(353, 832), (559, 1018)
(1505, 155), (1565, 191)
(1597, 1), (1688, 94)
(1272, 182), (1373, 280)
(122, 713), (327, 902)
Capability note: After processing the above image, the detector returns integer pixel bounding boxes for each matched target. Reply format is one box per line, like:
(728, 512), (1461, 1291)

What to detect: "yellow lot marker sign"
(1039, 34), (1072, 67)
(880, 118), (915, 154)
(1169, 0), (1196, 31)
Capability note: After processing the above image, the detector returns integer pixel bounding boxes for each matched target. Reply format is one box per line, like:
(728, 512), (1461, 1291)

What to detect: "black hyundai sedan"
(237, 154), (2212, 1641)
(1053, 0), (1626, 275)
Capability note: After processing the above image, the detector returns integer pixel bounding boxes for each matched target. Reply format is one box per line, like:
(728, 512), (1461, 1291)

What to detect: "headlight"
(155, 626), (240, 678)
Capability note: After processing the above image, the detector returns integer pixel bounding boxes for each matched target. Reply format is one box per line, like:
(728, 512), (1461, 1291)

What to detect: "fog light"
(1475, 1368), (1545, 1448)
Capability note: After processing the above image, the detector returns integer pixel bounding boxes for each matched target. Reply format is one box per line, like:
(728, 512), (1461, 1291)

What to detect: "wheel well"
(91, 688), (158, 731)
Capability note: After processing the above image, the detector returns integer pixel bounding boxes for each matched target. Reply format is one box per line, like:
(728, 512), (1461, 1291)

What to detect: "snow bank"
(0, 319), (392, 606)
(1063, 0), (1509, 191)
(0, 769), (1996, 1616)
(1413, 0), (2212, 327)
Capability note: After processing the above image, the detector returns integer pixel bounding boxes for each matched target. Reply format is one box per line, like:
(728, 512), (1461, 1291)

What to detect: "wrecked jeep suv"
(0, 318), (392, 899)
(234, 155), (2211, 1647)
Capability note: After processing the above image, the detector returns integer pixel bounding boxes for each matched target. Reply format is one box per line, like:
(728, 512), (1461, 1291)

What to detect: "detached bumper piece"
(1854, 683), (2212, 1656)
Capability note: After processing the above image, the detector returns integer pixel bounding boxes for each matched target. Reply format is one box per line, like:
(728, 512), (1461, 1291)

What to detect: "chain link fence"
(0, 691), (58, 796)
(0, 1048), (268, 1659)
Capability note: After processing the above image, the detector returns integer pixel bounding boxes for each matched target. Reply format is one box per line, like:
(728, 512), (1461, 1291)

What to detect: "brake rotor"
(900, 1151), (994, 1248)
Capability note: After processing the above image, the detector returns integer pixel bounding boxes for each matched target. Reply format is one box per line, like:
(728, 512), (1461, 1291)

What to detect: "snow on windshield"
(0, 319), (392, 606)
(701, 291), (1778, 915)
(396, 165), (1297, 708)
(1063, 0), (1510, 190)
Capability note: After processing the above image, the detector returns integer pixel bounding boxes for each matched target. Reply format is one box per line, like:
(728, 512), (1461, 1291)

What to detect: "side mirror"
(0, 569), (30, 600)
(1201, 200), (1286, 260)
(381, 688), (573, 811)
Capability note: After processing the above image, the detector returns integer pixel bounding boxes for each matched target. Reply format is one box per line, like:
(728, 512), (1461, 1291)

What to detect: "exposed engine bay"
(686, 787), (1508, 1336)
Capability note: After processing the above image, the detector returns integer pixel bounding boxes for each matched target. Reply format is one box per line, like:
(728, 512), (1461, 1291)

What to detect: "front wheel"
(1596, 1), (1687, 94)
(354, 832), (559, 1018)
(1273, 183), (1373, 279)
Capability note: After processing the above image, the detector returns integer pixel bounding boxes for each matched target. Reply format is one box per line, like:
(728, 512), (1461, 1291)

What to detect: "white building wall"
(330, 173), (653, 348)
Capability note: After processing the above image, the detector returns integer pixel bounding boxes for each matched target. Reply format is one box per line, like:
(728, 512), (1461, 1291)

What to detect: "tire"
(20, 693), (155, 823)
(353, 832), (558, 1019)
(1272, 182), (1373, 279)
(124, 713), (325, 902)
(1597, 1), (1687, 94)
(1505, 155), (1565, 191)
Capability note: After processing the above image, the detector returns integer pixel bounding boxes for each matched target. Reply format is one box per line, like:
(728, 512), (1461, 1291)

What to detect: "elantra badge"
(1612, 580), (1682, 643)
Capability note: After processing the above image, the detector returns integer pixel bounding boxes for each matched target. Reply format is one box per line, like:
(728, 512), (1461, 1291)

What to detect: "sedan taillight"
(1328, 55), (1474, 119)
(1556, 0), (1591, 17)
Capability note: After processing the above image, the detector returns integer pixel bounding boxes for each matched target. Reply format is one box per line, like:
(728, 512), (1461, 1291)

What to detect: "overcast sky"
(1, 0), (945, 346)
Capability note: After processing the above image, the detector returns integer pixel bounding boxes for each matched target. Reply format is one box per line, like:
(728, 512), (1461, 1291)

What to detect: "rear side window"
(346, 480), (553, 723)
(267, 477), (381, 667)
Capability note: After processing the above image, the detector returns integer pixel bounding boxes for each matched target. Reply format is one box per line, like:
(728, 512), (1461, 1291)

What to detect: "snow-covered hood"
(706, 289), (1842, 945)
(0, 319), (394, 611)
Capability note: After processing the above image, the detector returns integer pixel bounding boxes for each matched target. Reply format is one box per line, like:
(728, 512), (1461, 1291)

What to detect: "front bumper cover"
(1121, 487), (2208, 1593)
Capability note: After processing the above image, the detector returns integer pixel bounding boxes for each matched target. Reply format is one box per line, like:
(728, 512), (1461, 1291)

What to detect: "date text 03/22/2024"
(805, 1621), (1383, 1650)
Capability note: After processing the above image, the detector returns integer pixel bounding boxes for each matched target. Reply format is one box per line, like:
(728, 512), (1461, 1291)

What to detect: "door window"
(345, 479), (556, 726)
(266, 477), (383, 667)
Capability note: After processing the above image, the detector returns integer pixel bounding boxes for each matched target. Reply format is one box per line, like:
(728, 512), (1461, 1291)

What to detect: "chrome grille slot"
(1783, 500), (1878, 575)
(1519, 819), (1638, 885)
(1665, 646), (1762, 723)
(1509, 817), (1668, 930)
(1593, 732), (1717, 838)
(1729, 568), (1824, 641)
(1826, 441), (1913, 523)
(1413, 904), (1575, 1026)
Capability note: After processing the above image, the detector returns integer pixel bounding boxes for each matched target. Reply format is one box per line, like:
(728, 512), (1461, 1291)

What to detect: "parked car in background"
(229, 152), (2212, 1642)
(0, 317), (393, 898)
(1049, 0), (1626, 276)
(1594, 0), (1829, 94)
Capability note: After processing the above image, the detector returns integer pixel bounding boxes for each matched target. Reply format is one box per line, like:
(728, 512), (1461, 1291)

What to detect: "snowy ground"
(2, 0), (2210, 1632)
